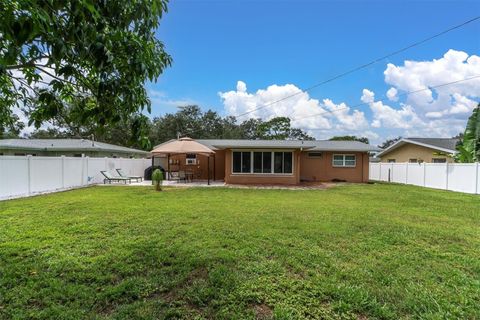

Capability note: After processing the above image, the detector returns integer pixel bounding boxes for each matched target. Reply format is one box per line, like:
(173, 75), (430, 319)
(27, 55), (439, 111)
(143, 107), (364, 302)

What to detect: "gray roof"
(406, 138), (459, 151)
(190, 139), (379, 152)
(0, 139), (148, 154)
(377, 137), (459, 157)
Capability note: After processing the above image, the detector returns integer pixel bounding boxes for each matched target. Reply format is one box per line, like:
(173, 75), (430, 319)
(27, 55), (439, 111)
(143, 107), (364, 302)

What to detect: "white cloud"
(386, 87), (398, 101)
(384, 49), (480, 117)
(361, 89), (425, 130)
(219, 81), (371, 139)
(220, 49), (480, 142)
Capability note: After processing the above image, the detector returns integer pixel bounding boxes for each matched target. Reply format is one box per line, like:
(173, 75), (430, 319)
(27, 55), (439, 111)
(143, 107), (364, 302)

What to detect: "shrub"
(152, 169), (163, 191)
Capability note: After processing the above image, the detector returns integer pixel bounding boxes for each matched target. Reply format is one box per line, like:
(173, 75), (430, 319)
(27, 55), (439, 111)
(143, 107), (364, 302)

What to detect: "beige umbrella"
(151, 137), (215, 184)
(151, 137), (215, 155)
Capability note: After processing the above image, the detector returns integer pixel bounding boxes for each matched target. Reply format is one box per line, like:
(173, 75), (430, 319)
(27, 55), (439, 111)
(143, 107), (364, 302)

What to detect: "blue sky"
(147, 0), (480, 143)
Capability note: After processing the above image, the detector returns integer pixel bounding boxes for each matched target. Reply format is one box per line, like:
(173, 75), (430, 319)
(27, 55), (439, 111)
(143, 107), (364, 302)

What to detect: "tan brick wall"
(379, 143), (454, 163)
(299, 151), (369, 183)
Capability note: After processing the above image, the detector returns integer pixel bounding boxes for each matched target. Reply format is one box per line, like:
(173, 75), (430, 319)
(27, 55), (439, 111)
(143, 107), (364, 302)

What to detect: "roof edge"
(377, 138), (457, 157)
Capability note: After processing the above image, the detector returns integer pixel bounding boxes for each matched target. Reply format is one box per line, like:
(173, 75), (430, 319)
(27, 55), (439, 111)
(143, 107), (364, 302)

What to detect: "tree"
(455, 103), (480, 163)
(378, 136), (402, 149)
(1, 0), (171, 147)
(329, 135), (369, 144)
(256, 117), (314, 140)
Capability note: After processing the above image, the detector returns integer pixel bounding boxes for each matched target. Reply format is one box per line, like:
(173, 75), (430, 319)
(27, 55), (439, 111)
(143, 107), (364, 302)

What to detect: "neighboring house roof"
(0, 139), (149, 155)
(154, 139), (379, 152)
(377, 138), (459, 157)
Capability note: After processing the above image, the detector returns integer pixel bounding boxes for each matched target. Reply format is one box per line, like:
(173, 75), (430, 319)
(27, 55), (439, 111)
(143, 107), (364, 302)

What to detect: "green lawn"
(0, 184), (479, 319)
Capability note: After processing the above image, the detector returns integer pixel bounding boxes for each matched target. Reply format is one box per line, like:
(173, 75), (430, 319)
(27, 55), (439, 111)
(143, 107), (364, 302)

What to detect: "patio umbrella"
(151, 137), (215, 184)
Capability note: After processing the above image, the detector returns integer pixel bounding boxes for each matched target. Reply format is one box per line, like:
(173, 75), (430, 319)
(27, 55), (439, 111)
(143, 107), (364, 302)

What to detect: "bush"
(152, 169), (163, 191)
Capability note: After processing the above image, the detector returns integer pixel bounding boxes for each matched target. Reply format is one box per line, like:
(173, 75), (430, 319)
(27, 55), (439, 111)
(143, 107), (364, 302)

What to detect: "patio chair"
(116, 168), (143, 182)
(101, 171), (131, 184)
(170, 171), (187, 183)
(178, 170), (187, 183)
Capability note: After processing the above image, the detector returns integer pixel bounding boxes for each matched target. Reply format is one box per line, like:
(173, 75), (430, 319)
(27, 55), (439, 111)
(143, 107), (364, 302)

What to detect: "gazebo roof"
(151, 137), (215, 155)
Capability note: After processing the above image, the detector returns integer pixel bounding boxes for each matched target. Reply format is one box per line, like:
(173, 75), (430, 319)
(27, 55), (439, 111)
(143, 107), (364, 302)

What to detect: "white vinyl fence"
(369, 162), (480, 194)
(0, 156), (151, 200)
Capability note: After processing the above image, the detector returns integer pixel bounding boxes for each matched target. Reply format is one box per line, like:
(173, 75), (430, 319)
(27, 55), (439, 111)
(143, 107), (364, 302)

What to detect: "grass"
(0, 184), (479, 319)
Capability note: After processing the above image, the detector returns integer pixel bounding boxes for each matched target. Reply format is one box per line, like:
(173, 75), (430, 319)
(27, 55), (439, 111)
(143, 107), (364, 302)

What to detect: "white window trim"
(332, 154), (356, 168)
(231, 150), (294, 176)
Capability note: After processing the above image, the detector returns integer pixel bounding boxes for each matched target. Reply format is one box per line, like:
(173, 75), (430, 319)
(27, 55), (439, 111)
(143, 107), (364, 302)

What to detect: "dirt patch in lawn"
(252, 303), (273, 319)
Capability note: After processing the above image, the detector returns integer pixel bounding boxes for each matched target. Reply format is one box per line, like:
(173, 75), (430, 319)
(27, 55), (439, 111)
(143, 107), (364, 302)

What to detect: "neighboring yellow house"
(377, 138), (459, 163)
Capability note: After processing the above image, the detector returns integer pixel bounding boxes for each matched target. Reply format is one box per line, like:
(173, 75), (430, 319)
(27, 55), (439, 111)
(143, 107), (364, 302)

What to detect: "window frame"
(432, 158), (447, 163)
(332, 154), (357, 168)
(185, 153), (197, 165)
(231, 150), (294, 175)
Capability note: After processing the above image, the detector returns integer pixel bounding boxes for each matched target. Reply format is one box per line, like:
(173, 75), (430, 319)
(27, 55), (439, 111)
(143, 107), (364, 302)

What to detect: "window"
(387, 159), (396, 163)
(308, 152), (322, 158)
(262, 152), (271, 173)
(409, 159), (417, 163)
(232, 151), (251, 173)
(333, 154), (356, 167)
(432, 158), (446, 163)
(232, 151), (293, 174)
(186, 153), (197, 165)
(273, 152), (293, 174)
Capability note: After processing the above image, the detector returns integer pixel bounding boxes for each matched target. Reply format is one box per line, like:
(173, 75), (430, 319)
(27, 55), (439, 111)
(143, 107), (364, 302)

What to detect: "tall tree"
(256, 117), (314, 140)
(0, 0), (171, 146)
(329, 135), (370, 144)
(455, 103), (480, 163)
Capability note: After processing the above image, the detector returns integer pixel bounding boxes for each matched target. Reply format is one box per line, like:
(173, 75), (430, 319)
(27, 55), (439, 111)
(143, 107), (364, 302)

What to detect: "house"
(0, 139), (149, 158)
(153, 139), (378, 185)
(376, 138), (459, 163)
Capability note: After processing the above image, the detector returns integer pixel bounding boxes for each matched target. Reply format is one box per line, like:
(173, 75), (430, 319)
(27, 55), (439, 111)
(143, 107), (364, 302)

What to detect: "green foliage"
(329, 135), (370, 144)
(1, 185), (479, 318)
(0, 0), (171, 147)
(455, 103), (480, 163)
(378, 136), (402, 149)
(256, 116), (315, 140)
(152, 169), (163, 191)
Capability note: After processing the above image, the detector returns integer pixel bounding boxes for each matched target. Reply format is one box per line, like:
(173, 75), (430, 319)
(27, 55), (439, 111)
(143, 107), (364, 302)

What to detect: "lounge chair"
(101, 171), (131, 184)
(116, 168), (143, 182)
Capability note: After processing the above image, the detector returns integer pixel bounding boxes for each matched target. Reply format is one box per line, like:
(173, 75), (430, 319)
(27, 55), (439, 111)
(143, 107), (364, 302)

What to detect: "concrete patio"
(102, 180), (226, 187)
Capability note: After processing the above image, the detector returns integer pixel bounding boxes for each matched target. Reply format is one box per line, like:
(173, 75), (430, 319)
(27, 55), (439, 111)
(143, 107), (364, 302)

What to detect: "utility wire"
(234, 16), (480, 119)
(289, 75), (480, 129)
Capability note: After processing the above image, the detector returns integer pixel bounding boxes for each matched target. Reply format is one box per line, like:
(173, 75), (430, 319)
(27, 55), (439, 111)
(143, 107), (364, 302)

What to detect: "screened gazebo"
(150, 137), (216, 184)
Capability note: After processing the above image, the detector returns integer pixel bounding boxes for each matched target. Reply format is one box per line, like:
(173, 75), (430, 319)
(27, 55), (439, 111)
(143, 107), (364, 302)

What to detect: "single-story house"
(153, 139), (379, 185)
(376, 138), (459, 163)
(0, 139), (149, 158)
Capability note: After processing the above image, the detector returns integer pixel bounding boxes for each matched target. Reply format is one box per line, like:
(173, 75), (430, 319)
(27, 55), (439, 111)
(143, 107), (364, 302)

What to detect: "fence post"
(379, 163), (382, 181)
(475, 162), (479, 195)
(27, 155), (32, 196)
(61, 155), (65, 189)
(405, 163), (409, 184)
(423, 163), (426, 187)
(81, 154), (85, 186)
(445, 162), (449, 190)
(86, 156), (89, 185)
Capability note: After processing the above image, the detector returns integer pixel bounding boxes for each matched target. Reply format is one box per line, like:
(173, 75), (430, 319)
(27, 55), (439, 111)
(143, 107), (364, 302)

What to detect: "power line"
(289, 75), (480, 129)
(234, 16), (480, 119)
